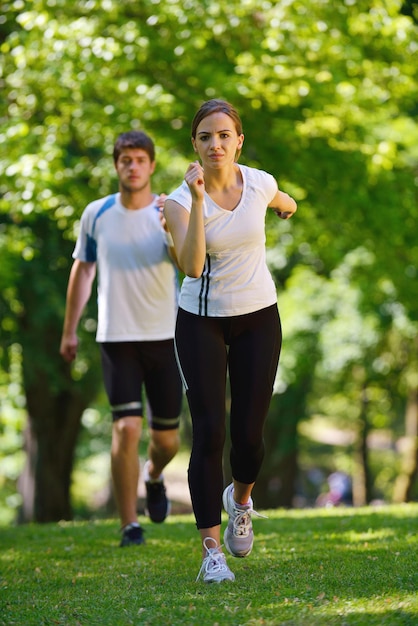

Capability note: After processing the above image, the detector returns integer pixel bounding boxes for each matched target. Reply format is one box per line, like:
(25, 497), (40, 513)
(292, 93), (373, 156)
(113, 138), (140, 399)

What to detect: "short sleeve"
(166, 181), (192, 213)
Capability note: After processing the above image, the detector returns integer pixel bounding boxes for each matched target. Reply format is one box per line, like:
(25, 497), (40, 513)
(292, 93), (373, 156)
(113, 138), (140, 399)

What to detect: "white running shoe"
(196, 537), (235, 583)
(222, 483), (266, 558)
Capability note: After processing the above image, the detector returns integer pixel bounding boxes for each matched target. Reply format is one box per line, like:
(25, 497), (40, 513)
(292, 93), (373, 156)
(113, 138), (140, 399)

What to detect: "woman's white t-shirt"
(167, 164), (278, 317)
(73, 193), (178, 341)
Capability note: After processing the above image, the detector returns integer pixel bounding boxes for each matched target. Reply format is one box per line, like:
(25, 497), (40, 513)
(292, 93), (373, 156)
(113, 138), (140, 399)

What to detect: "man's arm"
(60, 259), (96, 362)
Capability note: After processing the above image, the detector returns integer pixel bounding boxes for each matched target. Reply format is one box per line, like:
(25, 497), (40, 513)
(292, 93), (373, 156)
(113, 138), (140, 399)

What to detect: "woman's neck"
(204, 162), (241, 194)
(204, 164), (243, 212)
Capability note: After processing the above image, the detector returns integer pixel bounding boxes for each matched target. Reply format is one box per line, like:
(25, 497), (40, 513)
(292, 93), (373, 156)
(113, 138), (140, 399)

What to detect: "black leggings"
(175, 304), (281, 529)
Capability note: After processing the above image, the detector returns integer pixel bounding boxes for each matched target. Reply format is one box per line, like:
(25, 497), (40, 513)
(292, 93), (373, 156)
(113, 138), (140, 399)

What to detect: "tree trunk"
(393, 388), (418, 503)
(17, 422), (37, 522)
(18, 361), (93, 523)
(14, 212), (103, 523)
(253, 448), (298, 509)
(252, 392), (301, 509)
(352, 386), (372, 506)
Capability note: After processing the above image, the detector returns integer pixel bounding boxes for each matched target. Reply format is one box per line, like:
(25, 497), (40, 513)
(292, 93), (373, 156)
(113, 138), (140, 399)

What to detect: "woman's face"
(192, 112), (244, 169)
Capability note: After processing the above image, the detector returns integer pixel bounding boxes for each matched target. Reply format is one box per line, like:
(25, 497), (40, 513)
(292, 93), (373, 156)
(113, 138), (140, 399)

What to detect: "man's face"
(115, 148), (156, 193)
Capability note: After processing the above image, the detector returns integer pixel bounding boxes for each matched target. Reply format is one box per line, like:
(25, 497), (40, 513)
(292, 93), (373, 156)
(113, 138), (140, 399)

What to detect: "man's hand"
(156, 194), (170, 231)
(60, 333), (78, 363)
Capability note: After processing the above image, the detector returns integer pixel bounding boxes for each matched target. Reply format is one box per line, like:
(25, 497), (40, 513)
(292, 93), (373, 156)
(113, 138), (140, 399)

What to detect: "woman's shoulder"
(239, 163), (275, 183)
(239, 164), (278, 203)
(167, 180), (191, 208)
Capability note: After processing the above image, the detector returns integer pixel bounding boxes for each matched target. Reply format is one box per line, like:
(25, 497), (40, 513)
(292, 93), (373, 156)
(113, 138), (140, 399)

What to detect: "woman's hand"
(184, 161), (205, 202)
(273, 209), (294, 220)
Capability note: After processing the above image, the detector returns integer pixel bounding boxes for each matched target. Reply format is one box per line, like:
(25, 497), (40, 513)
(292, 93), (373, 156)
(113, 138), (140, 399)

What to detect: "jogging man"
(60, 131), (183, 546)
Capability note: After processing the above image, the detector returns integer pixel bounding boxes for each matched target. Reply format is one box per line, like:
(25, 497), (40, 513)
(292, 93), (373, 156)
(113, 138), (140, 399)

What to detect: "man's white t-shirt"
(166, 164), (278, 317)
(73, 193), (178, 341)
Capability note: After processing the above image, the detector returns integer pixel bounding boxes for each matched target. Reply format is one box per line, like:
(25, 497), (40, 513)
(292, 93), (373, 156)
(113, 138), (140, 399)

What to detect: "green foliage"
(0, 0), (417, 518)
(1, 506), (418, 625)
(267, 247), (418, 504)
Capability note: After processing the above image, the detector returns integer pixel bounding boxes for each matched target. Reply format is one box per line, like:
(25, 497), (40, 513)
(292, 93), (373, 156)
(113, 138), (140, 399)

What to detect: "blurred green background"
(1, 0), (417, 525)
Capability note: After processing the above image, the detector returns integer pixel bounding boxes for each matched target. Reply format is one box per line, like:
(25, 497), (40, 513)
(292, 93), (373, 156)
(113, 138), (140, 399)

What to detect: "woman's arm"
(164, 162), (207, 278)
(164, 199), (206, 277)
(269, 188), (297, 220)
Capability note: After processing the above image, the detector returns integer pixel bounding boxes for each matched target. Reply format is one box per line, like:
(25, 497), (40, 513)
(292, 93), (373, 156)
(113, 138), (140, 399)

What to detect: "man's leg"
(111, 415), (142, 528)
(142, 338), (183, 521)
(143, 427), (180, 523)
(146, 428), (180, 479)
(99, 342), (147, 545)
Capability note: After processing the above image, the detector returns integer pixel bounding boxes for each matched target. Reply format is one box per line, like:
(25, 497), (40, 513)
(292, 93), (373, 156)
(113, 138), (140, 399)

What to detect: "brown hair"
(191, 99), (243, 159)
(113, 130), (155, 163)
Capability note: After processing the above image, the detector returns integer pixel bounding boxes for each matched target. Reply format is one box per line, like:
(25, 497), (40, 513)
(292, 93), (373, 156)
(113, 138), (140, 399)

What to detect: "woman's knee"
(193, 421), (225, 456)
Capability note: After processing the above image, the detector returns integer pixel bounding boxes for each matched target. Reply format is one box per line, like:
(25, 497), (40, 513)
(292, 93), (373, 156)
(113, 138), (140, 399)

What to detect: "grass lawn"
(1, 504), (417, 625)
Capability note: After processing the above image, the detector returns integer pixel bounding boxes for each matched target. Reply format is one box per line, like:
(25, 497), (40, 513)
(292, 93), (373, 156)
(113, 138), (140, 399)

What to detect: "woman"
(164, 99), (297, 583)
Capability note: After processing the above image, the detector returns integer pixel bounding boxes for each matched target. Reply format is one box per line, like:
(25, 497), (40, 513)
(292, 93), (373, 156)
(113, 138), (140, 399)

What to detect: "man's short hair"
(113, 131), (155, 163)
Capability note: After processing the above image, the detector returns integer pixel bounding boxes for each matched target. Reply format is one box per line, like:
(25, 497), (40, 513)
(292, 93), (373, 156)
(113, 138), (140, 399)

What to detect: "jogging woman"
(164, 99), (297, 582)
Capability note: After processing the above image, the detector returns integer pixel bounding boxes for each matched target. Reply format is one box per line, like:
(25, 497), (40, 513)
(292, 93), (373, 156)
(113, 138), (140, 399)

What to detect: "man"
(60, 131), (182, 547)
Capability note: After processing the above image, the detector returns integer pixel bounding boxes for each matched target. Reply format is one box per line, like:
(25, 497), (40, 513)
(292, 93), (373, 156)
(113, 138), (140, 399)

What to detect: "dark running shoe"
(143, 460), (171, 523)
(120, 524), (145, 547)
(145, 480), (171, 523)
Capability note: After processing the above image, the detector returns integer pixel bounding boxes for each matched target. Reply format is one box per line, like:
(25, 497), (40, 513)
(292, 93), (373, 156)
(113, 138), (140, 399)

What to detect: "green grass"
(1, 504), (417, 625)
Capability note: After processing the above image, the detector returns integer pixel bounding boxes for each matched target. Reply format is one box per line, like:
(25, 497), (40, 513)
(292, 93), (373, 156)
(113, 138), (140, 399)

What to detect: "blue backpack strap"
(85, 194), (117, 262)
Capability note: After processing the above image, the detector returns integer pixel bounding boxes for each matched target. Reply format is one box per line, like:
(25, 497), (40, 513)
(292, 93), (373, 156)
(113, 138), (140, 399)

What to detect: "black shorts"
(99, 340), (183, 430)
